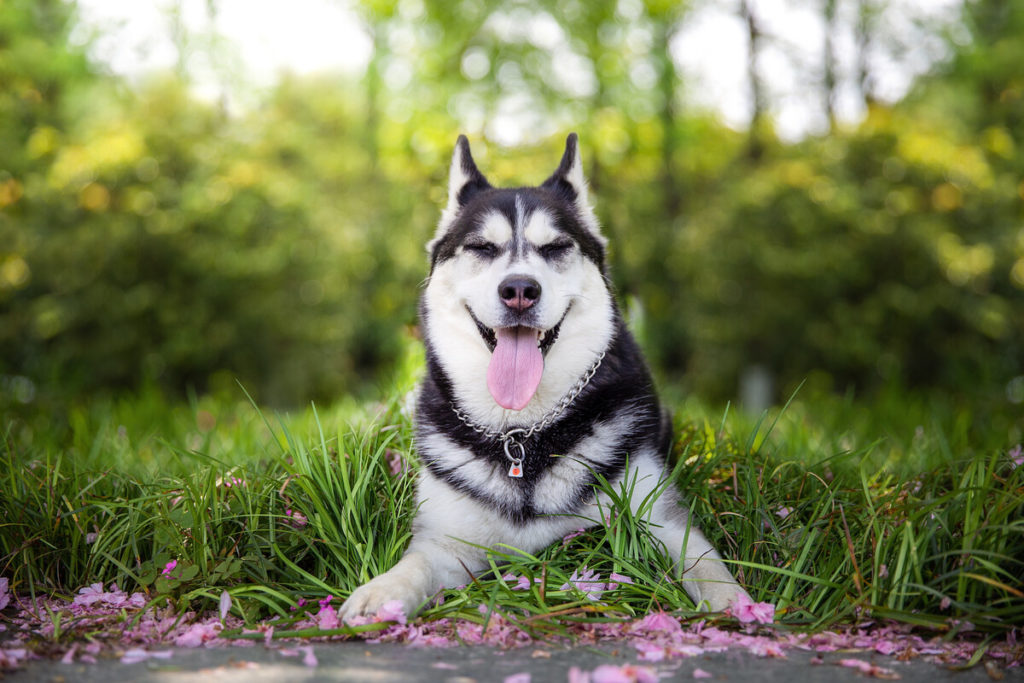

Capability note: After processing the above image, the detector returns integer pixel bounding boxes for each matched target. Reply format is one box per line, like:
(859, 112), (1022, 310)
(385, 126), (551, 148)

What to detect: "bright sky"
(73, 0), (962, 143)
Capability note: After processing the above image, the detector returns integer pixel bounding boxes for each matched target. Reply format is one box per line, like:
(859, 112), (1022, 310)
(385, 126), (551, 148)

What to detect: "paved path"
(7, 642), (1003, 682)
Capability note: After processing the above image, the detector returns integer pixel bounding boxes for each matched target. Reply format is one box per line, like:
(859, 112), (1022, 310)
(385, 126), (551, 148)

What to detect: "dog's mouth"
(467, 306), (567, 355)
(466, 305), (570, 411)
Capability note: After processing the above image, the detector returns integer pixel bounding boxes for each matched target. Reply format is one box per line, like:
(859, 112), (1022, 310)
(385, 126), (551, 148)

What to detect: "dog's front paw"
(338, 575), (417, 621)
(338, 556), (431, 622)
(697, 582), (751, 613)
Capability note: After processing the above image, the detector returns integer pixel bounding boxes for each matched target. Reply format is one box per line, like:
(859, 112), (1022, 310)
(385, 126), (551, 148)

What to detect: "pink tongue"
(487, 327), (544, 410)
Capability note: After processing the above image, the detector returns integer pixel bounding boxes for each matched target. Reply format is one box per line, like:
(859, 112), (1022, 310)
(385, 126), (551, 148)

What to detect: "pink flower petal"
(634, 640), (666, 662)
(591, 664), (658, 683)
(72, 582), (107, 606)
(61, 644), (78, 664)
(174, 621), (221, 648)
(837, 658), (899, 678)
(568, 666), (591, 683)
(693, 669), (714, 679)
(560, 567), (607, 601)
(747, 640), (786, 658)
(375, 600), (407, 624)
(0, 648), (30, 669)
(317, 605), (340, 630)
(219, 590), (231, 621)
(591, 666), (632, 683)
(562, 528), (586, 546)
(284, 509), (308, 528)
(343, 614), (372, 627)
(729, 592), (775, 624)
(636, 611), (682, 634)
(386, 449), (408, 476)
(699, 626), (738, 649)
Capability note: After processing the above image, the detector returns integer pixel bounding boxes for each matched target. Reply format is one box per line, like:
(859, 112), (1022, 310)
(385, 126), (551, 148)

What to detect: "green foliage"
(3, 0), (1021, 648)
(0, 70), (423, 406)
(664, 110), (1024, 399)
(1, 392), (1022, 632)
(0, 392), (417, 616)
(0, 0), (1022, 412)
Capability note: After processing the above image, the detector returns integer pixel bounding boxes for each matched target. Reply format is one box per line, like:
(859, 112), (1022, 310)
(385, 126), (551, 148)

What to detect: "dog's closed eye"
(464, 241), (500, 257)
(538, 240), (574, 258)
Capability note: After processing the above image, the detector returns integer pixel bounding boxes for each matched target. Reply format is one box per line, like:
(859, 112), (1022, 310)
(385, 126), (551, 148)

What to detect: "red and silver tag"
(503, 437), (526, 478)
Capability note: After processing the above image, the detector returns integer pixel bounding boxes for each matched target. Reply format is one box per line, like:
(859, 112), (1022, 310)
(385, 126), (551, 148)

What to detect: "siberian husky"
(340, 134), (749, 620)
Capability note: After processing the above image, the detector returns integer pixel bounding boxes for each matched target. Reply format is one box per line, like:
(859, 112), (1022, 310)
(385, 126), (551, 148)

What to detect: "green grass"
(1, 377), (1022, 637)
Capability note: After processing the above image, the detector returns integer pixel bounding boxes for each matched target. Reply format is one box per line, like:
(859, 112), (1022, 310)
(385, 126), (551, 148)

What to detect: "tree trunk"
(655, 20), (682, 218)
(364, 25), (382, 174)
(855, 0), (877, 108)
(824, 0), (838, 131)
(740, 0), (766, 160)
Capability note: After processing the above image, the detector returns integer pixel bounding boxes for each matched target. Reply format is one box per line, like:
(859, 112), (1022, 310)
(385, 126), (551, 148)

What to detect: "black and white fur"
(339, 134), (749, 620)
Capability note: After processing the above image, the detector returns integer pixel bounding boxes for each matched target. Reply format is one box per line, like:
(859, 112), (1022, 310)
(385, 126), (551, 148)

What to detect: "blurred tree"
(0, 0), (96, 389)
(0, 1), (419, 406)
(941, 0), (1024, 134)
(739, 0), (768, 159)
(823, 0), (838, 130)
(853, 0), (879, 108)
(1, 0), (1021, 416)
(0, 0), (93, 178)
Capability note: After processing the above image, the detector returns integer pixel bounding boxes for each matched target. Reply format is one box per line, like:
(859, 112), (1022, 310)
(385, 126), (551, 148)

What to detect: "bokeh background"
(1, 0), (1022, 431)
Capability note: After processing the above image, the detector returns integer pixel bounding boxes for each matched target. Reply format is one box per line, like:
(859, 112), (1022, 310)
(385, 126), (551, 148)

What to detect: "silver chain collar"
(450, 351), (606, 478)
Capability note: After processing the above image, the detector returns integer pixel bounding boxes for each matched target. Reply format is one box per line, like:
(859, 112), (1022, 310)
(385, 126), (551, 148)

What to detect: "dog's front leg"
(338, 475), (495, 621)
(648, 491), (751, 612)
(659, 511), (751, 611)
(615, 458), (751, 612)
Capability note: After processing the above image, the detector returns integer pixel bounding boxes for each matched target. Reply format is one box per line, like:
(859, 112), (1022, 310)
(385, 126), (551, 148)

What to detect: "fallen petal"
(219, 590), (232, 621)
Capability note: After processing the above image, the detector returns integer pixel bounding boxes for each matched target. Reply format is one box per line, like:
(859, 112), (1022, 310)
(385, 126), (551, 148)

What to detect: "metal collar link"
(450, 351), (606, 478)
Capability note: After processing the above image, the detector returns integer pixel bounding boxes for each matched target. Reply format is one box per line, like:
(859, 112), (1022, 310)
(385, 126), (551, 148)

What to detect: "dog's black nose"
(498, 276), (541, 312)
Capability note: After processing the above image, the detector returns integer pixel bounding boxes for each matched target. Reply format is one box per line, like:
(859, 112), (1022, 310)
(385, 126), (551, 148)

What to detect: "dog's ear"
(542, 133), (606, 247)
(445, 134), (491, 211)
(428, 135), (492, 253)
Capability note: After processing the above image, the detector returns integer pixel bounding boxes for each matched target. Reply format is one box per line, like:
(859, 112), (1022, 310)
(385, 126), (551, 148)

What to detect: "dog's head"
(423, 134), (615, 418)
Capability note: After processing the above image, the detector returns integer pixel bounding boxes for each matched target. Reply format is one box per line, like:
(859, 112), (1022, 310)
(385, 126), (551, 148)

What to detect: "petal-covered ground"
(0, 578), (1020, 679)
